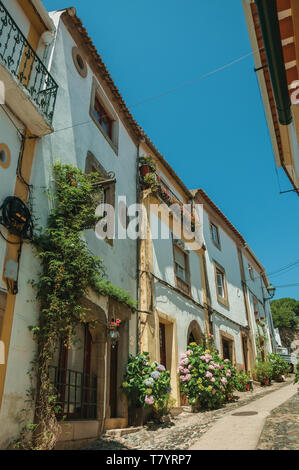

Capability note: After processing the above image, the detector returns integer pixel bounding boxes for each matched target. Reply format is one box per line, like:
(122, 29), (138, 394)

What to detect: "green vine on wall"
(18, 163), (136, 450)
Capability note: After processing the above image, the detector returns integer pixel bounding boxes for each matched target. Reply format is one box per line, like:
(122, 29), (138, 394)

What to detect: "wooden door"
(159, 323), (166, 367)
(109, 343), (118, 418)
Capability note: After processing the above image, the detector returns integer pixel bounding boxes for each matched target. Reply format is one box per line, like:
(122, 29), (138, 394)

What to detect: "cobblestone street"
(257, 392), (299, 450)
(85, 377), (296, 451)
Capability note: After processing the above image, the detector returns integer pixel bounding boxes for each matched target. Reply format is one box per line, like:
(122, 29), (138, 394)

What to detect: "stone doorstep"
(105, 426), (143, 438)
(170, 407), (184, 417)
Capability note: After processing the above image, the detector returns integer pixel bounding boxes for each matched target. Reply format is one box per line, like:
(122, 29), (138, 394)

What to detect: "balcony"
(0, 1), (58, 136)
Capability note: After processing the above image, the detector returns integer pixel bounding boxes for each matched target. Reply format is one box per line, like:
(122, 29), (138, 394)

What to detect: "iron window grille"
(49, 366), (97, 421)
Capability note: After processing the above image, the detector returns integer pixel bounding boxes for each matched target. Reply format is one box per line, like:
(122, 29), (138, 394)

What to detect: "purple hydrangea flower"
(151, 371), (160, 380)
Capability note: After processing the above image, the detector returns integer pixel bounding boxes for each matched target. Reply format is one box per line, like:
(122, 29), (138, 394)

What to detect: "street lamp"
(265, 284), (276, 300)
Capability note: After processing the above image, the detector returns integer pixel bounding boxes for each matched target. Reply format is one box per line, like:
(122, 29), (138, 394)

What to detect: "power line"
(47, 47), (264, 136)
(130, 51), (257, 108)
(275, 283), (299, 288)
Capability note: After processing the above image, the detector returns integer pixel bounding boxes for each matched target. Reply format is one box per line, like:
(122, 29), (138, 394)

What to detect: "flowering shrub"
(234, 370), (251, 392)
(295, 360), (299, 391)
(122, 352), (171, 418)
(252, 360), (272, 386)
(179, 339), (238, 410)
(268, 353), (290, 381)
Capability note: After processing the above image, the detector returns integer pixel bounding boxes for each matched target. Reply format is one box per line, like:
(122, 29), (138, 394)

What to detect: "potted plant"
(142, 173), (159, 191)
(159, 186), (171, 204)
(139, 156), (156, 177)
(122, 353), (171, 426)
(268, 353), (290, 382)
(252, 361), (272, 386)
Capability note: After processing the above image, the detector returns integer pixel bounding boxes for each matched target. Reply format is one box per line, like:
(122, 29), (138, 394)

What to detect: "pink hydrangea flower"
(221, 377), (227, 384)
(186, 350), (193, 356)
(180, 358), (189, 366)
(224, 359), (230, 363)
(206, 371), (213, 378)
(210, 377), (216, 383)
(178, 366), (184, 372)
(226, 370), (231, 377)
(183, 368), (189, 374)
(185, 374), (192, 381)
(145, 395), (155, 405)
(209, 365), (215, 370)
(188, 365), (193, 370)
(200, 355), (206, 360)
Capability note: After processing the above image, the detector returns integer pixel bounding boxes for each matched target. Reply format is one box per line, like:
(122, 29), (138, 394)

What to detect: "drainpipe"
(255, 0), (292, 125)
(136, 142), (141, 355)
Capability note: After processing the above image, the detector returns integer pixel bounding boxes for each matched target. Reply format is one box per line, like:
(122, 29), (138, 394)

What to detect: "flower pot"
(140, 165), (153, 177)
(128, 407), (144, 426)
(260, 377), (270, 386)
(244, 383), (250, 392)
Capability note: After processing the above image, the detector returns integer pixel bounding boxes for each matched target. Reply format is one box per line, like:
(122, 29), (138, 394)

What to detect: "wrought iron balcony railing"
(0, 1), (58, 123)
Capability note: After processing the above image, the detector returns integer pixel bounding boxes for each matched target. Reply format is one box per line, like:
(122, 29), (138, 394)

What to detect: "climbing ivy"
(19, 163), (136, 450)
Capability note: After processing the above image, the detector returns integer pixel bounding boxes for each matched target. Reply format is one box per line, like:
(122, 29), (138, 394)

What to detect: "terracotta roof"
(191, 188), (246, 245)
(192, 188), (269, 282)
(61, 7), (193, 199)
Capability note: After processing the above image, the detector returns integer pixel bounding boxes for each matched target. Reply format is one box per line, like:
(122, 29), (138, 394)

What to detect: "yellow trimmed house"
(0, 0), (58, 445)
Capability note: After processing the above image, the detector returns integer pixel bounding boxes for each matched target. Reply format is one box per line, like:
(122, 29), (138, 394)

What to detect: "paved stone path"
(257, 392), (299, 450)
(85, 377), (295, 451)
(190, 382), (297, 450)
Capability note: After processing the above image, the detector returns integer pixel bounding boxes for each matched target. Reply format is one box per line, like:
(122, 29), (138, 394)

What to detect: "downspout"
(136, 142), (141, 355)
(255, 0), (292, 125)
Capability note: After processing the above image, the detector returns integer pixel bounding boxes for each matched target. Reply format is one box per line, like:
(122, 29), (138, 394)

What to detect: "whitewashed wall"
(202, 209), (248, 365)
(0, 12), (138, 447)
(151, 211), (205, 358)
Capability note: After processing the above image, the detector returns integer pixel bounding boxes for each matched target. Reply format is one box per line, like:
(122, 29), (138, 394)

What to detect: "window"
(0, 143), (11, 169)
(72, 47), (87, 78)
(49, 324), (97, 421)
(93, 96), (113, 140)
(248, 264), (254, 281)
(85, 152), (115, 246)
(90, 78), (118, 152)
(210, 222), (220, 248)
(214, 262), (229, 307)
(173, 242), (190, 295)
(216, 269), (225, 298)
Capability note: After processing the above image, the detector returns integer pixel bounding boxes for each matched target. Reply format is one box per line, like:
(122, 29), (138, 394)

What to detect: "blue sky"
(44, 0), (299, 300)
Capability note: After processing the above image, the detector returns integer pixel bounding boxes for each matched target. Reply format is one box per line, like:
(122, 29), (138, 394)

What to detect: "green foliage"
(270, 298), (299, 329)
(121, 352), (171, 419)
(234, 370), (251, 392)
(22, 163), (135, 450)
(142, 173), (159, 191)
(252, 361), (272, 385)
(179, 337), (239, 411)
(268, 353), (290, 381)
(139, 155), (156, 172)
(294, 361), (299, 391)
